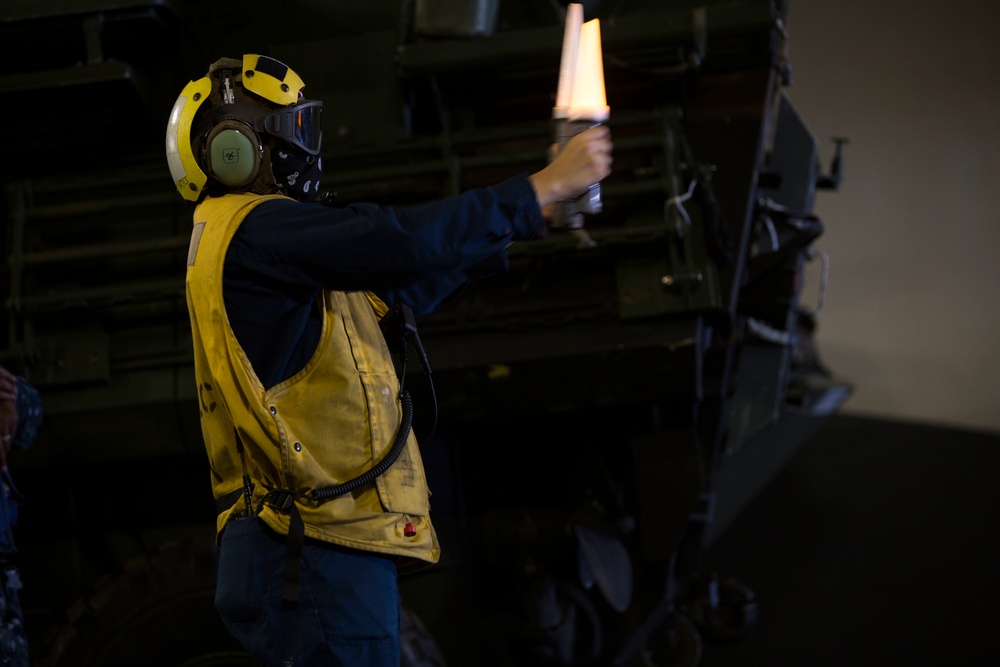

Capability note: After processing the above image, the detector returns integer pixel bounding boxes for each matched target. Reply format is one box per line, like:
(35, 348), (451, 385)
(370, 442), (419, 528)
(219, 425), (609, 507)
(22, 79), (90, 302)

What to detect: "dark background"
(701, 414), (1000, 666)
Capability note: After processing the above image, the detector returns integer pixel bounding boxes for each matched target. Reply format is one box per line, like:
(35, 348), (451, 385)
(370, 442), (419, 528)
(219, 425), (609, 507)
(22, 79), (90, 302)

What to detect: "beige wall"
(783, 0), (1000, 433)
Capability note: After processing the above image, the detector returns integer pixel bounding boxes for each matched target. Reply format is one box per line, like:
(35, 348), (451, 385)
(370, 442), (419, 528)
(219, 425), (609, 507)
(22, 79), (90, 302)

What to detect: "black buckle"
(264, 489), (295, 511)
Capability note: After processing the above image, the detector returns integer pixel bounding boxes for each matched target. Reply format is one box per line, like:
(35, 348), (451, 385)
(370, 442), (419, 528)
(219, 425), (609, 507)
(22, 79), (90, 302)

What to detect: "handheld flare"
(551, 4), (609, 229)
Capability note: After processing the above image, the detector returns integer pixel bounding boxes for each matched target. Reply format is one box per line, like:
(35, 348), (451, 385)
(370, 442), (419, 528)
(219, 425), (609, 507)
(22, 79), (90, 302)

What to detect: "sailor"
(167, 53), (611, 665)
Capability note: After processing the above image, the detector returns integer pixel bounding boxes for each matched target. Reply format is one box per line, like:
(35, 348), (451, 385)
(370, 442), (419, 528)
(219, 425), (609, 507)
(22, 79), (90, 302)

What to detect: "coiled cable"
(312, 390), (414, 502)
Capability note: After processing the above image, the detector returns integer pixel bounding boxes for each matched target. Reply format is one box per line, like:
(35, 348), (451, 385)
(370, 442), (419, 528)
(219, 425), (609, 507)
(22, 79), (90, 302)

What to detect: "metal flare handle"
(549, 118), (604, 230)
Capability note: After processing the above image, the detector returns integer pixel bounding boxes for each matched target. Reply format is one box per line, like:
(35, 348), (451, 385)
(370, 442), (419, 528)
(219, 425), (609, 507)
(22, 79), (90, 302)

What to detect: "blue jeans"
(215, 517), (401, 667)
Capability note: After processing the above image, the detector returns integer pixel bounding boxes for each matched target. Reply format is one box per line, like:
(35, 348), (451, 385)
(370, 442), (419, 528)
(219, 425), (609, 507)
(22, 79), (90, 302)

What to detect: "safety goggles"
(254, 99), (323, 155)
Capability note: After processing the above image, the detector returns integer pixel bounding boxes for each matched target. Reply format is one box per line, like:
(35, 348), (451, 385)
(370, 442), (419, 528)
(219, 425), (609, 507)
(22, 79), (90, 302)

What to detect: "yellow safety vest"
(185, 192), (439, 567)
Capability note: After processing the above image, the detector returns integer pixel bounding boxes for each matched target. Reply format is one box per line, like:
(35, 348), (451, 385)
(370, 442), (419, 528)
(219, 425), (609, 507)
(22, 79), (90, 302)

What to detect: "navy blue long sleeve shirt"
(222, 175), (545, 389)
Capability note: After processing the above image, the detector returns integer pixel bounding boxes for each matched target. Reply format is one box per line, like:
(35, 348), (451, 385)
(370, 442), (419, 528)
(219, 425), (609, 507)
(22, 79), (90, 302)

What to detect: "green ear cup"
(207, 126), (259, 187)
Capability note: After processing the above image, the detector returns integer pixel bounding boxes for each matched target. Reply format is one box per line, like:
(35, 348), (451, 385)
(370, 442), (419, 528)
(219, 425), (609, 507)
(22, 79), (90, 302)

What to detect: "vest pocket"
(374, 436), (430, 517)
(362, 373), (431, 518)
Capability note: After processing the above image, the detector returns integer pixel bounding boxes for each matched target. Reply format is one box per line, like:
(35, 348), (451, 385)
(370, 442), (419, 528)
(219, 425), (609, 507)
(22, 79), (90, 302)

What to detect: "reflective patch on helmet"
(166, 77), (212, 201)
(253, 56), (288, 83)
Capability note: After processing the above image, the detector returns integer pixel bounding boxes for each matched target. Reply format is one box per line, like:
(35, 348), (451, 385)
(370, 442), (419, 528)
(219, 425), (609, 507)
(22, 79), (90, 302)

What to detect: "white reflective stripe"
(188, 221), (207, 267)
(165, 77), (212, 201)
(165, 94), (190, 184)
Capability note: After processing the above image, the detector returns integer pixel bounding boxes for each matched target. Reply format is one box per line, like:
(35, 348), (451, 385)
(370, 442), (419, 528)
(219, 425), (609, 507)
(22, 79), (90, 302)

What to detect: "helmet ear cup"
(203, 120), (261, 188)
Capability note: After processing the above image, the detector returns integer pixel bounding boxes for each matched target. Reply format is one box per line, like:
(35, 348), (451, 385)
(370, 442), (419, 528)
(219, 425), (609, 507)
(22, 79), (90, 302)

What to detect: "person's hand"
(529, 125), (613, 210)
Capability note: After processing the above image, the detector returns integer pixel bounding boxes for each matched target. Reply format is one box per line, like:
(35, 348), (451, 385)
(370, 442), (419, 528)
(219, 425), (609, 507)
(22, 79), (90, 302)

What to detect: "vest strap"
(215, 488), (244, 515)
(258, 488), (304, 605)
(217, 431), (258, 517)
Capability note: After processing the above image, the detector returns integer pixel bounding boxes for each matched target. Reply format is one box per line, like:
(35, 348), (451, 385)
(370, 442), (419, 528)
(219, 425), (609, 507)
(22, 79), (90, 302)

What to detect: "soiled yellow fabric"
(185, 192), (439, 565)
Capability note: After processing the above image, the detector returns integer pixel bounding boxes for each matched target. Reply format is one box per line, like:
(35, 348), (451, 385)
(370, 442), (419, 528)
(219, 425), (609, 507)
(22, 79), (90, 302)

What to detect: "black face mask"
(271, 146), (322, 202)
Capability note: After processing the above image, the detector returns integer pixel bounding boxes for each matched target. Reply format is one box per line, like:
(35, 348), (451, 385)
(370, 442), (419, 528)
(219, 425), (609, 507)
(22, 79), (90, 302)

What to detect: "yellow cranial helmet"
(165, 54), (322, 202)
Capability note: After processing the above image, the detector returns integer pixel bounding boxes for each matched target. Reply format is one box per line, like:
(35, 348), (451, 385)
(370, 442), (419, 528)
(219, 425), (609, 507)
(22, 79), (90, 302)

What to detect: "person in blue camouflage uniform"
(0, 367), (42, 667)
